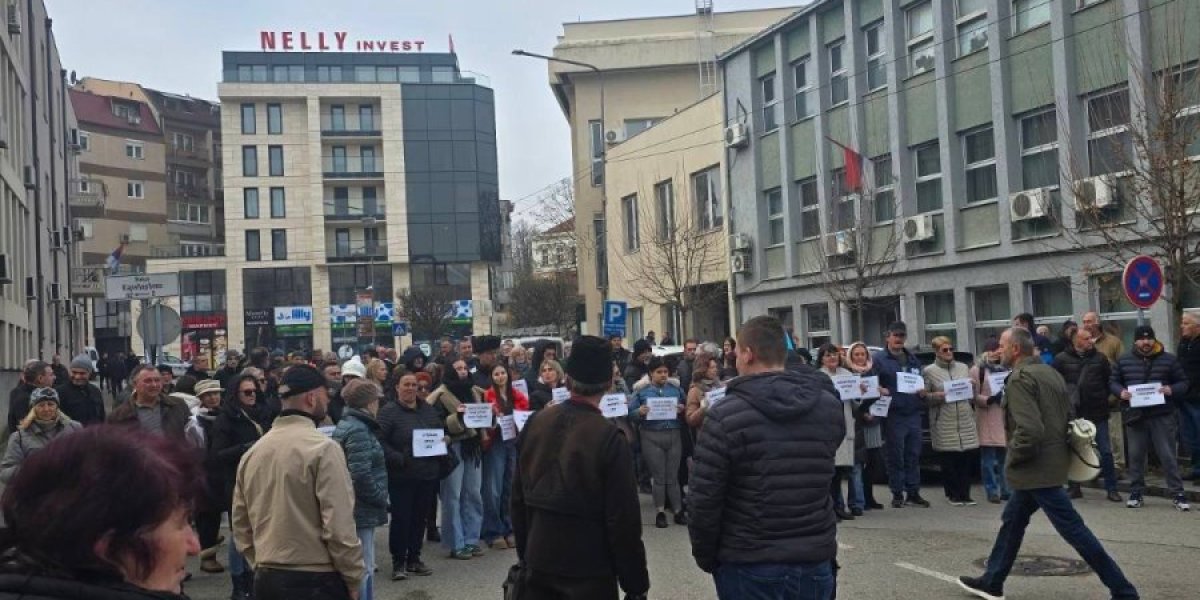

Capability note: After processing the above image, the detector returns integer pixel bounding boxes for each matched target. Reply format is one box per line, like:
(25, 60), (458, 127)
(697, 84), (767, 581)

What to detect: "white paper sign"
(705, 387), (727, 407)
(861, 376), (881, 399)
(869, 396), (892, 417)
(413, 429), (447, 457)
(513, 410), (533, 432)
(1128, 382), (1166, 407)
(512, 379), (529, 397)
(987, 371), (1010, 395)
(552, 387), (570, 404)
(463, 403), (494, 429)
(317, 425), (336, 436)
(832, 375), (862, 401)
(944, 379), (974, 403)
(601, 393), (629, 418)
(897, 372), (924, 394)
(646, 397), (678, 421)
(498, 415), (518, 441)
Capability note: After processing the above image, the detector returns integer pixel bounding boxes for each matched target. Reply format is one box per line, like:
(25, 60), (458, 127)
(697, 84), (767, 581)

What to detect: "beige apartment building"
(545, 6), (795, 336)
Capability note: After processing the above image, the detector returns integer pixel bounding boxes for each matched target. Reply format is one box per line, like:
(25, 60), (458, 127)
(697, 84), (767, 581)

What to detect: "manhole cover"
(972, 555), (1092, 577)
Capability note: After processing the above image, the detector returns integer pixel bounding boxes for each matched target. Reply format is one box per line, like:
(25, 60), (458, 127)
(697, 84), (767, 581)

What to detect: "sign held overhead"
(105, 274), (180, 301)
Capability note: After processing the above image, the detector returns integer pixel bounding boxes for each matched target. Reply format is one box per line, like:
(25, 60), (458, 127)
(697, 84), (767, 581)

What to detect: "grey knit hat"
(69, 353), (94, 373)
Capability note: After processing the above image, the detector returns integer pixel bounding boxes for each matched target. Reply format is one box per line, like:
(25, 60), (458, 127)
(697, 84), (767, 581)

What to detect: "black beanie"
(566, 336), (613, 385)
(279, 364), (325, 398)
(632, 339), (653, 359)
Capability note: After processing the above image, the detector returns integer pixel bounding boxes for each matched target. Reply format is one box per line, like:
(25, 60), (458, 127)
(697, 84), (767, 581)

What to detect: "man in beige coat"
(233, 364), (364, 600)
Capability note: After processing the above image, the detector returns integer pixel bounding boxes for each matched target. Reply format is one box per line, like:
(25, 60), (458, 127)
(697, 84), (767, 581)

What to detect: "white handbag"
(1066, 418), (1101, 483)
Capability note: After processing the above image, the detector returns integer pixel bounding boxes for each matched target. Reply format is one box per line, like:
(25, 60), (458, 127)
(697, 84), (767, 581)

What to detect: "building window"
(242, 146), (258, 177)
(1092, 273), (1139, 349)
(804, 303), (831, 348)
(171, 132), (194, 150)
(270, 187), (286, 218)
(359, 105), (375, 131)
(692, 165), (723, 230)
(914, 143), (942, 213)
(964, 127), (998, 204)
(268, 145), (284, 176)
(972, 286), (1010, 354)
(1087, 87), (1132, 176)
(628, 307), (644, 341)
(761, 73), (779, 132)
(828, 42), (849, 105)
(1163, 65), (1200, 158)
(127, 180), (144, 199)
(1020, 108), (1060, 189)
(1014, 0), (1052, 34)
(364, 227), (380, 254)
(317, 66), (343, 82)
(78, 132), (90, 151)
(922, 291), (957, 348)
(124, 141), (144, 160)
(330, 105), (346, 131)
(798, 177), (821, 239)
(830, 169), (857, 231)
(956, 0), (989, 56)
(271, 229), (287, 260)
(865, 24), (887, 91)
(765, 188), (785, 246)
(360, 146), (376, 172)
(654, 180), (675, 241)
(589, 120), (604, 187)
(245, 230), (261, 261)
(1028, 279), (1073, 324)
(621, 194), (640, 252)
(793, 58), (814, 118)
(241, 103), (255, 134)
(334, 229), (350, 257)
(78, 178), (92, 193)
(244, 188), (259, 219)
(174, 203), (211, 224)
(624, 118), (661, 138)
(267, 103), (282, 134)
(128, 224), (148, 242)
(872, 154), (896, 222)
(907, 1), (936, 75)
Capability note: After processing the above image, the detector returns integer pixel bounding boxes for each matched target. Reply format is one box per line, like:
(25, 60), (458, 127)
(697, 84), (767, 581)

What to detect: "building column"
(470, 261), (492, 336)
(311, 265), (332, 351)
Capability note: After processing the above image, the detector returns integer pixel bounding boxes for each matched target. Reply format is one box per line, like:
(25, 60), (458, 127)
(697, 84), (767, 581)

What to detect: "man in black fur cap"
(470, 335), (501, 388)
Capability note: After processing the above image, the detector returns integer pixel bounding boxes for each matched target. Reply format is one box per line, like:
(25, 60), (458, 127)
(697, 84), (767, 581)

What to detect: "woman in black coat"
(209, 374), (275, 598)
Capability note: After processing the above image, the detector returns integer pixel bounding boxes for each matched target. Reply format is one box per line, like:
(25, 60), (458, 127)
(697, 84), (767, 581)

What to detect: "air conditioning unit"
(729, 232), (752, 252)
(23, 165), (34, 189)
(1073, 176), (1118, 211)
(824, 230), (856, 256)
(119, 233), (132, 244)
(903, 214), (935, 242)
(0, 254), (9, 284)
(730, 253), (751, 275)
(1010, 188), (1052, 221)
(24, 276), (35, 300)
(49, 282), (61, 302)
(725, 123), (749, 149)
(604, 129), (625, 145)
(7, 4), (19, 35)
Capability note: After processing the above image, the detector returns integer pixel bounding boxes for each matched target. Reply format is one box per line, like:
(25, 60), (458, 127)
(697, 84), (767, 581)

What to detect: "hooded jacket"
(688, 367), (844, 573)
(1004, 356), (1072, 490)
(401, 347), (427, 374)
(53, 381), (106, 426)
(1052, 347), (1113, 423)
(332, 408), (390, 529)
(1109, 341), (1189, 421)
(0, 414), (82, 484)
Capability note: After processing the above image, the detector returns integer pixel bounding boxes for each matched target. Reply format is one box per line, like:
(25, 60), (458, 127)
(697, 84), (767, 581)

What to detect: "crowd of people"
(0, 306), (1196, 600)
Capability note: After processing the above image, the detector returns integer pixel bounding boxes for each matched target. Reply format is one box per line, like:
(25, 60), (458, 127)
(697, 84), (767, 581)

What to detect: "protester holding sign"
(527, 359), (565, 411)
(629, 356), (688, 529)
(923, 337), (980, 507)
(846, 342), (885, 512)
(816, 344), (859, 520)
(685, 351), (724, 431)
(971, 339), (1011, 504)
(425, 360), (487, 561)
(872, 321), (931, 508)
(482, 364), (529, 549)
(378, 371), (444, 580)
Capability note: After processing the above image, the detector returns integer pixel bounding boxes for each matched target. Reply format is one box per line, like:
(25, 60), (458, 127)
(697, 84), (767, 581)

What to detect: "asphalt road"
(185, 483), (1198, 600)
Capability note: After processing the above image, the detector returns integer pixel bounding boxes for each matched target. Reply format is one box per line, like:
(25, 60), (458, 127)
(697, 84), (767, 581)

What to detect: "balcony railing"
(320, 115), (381, 136)
(168, 181), (211, 200)
(169, 145), (212, 163)
(327, 243), (387, 263)
(323, 200), (386, 221)
(322, 155), (383, 178)
(68, 181), (107, 209)
(151, 244), (226, 258)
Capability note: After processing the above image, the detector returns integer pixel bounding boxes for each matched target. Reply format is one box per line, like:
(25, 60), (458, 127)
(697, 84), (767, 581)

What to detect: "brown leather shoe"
(200, 556), (225, 574)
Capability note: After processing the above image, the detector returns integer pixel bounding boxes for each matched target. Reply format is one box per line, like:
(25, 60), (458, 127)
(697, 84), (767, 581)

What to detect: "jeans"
(641, 428), (684, 512)
(1094, 418), (1119, 492)
(441, 442), (484, 552)
(1109, 411), (1126, 468)
(849, 463), (865, 511)
(885, 413), (922, 496)
(387, 478), (438, 566)
(482, 439), (517, 543)
(357, 528), (375, 600)
(939, 450), (974, 501)
(980, 487), (1138, 599)
(228, 533), (251, 576)
(1126, 412), (1184, 496)
(980, 446), (1010, 499)
(1178, 403), (1200, 477)
(713, 561), (835, 600)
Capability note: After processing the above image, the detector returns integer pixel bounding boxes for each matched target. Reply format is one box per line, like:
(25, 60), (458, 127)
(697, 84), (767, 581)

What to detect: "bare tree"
(510, 220), (540, 278)
(508, 271), (580, 336)
(395, 287), (456, 341)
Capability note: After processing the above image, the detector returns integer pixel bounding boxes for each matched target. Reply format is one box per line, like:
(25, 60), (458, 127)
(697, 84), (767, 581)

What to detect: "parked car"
(156, 353), (190, 377)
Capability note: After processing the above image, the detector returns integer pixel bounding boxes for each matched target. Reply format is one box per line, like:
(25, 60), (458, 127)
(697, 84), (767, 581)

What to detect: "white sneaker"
(1126, 494), (1143, 508)
(1174, 495), (1191, 512)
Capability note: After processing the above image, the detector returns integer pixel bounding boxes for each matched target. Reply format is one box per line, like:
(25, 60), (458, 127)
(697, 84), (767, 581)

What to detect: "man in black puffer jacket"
(1109, 325), (1189, 511)
(1052, 328), (1120, 501)
(689, 316), (844, 600)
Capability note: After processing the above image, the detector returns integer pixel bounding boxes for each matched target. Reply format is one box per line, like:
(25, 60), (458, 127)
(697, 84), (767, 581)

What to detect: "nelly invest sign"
(259, 31), (426, 52)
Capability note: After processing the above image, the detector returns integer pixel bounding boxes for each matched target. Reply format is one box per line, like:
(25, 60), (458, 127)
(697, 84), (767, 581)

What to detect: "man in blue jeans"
(871, 321), (932, 508)
(689, 316), (844, 600)
(959, 328), (1138, 600)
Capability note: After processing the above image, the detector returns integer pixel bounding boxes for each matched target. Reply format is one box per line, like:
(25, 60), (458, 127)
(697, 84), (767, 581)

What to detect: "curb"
(1081, 478), (1200, 502)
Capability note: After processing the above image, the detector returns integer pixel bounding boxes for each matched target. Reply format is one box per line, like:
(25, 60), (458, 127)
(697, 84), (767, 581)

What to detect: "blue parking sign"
(603, 301), (627, 337)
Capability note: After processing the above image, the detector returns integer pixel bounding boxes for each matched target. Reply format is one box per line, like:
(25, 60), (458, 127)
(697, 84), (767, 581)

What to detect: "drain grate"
(972, 555), (1092, 577)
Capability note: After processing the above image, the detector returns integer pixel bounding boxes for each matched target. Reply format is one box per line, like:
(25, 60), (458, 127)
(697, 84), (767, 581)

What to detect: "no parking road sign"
(1122, 255), (1163, 310)
(603, 300), (627, 337)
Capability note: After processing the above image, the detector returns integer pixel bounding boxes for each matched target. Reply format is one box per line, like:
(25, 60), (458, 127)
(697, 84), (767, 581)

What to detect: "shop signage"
(275, 305), (314, 338)
(259, 31), (425, 53)
(244, 308), (273, 328)
(182, 314), (227, 330)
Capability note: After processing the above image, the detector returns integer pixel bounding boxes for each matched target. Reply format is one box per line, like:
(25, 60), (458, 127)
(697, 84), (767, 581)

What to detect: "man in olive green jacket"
(958, 328), (1139, 600)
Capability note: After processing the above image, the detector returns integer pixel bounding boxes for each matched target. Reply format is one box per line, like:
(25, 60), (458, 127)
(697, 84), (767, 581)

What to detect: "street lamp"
(512, 49), (609, 328)
(362, 215), (378, 348)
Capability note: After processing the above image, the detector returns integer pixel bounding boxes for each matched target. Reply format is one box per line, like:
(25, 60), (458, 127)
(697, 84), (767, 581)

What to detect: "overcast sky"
(47, 0), (799, 224)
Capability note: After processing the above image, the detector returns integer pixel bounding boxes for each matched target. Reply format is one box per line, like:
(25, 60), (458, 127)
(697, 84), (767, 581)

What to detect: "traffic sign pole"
(1122, 255), (1164, 326)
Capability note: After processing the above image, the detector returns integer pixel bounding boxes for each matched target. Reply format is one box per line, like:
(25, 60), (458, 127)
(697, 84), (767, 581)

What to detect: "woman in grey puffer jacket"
(332, 379), (389, 600)
(0, 388), (82, 484)
(922, 337), (979, 506)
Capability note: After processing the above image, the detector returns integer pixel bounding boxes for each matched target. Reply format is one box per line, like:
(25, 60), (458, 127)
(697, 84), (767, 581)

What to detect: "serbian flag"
(826, 137), (864, 192)
(105, 242), (127, 275)
(449, 34), (455, 54)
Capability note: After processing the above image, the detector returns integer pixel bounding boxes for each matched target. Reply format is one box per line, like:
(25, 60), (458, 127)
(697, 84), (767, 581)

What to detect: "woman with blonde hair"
(816, 343), (857, 521)
(846, 342), (885, 511)
(0, 388), (82, 484)
(366, 357), (390, 386)
(923, 336), (979, 506)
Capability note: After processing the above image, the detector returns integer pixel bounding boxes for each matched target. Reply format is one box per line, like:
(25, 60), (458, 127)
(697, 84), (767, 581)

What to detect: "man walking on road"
(959, 328), (1139, 600)
(872, 321), (932, 508)
(512, 335), (649, 600)
(689, 316), (844, 600)
(232, 364), (364, 600)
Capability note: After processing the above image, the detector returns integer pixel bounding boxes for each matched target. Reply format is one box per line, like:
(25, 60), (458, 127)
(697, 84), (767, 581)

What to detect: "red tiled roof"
(544, 218), (574, 235)
(69, 89), (161, 135)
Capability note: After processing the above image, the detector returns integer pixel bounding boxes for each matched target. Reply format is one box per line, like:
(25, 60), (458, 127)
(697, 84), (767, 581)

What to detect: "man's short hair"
(737, 316), (787, 367)
(1009, 327), (1035, 355)
(130, 364), (156, 383)
(1013, 312), (1036, 330)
